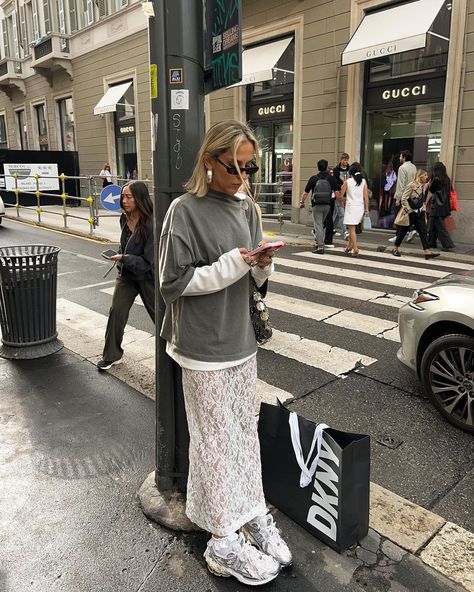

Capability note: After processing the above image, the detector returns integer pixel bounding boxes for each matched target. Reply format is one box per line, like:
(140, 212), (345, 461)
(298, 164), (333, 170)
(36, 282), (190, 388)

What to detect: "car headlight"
(410, 289), (439, 310)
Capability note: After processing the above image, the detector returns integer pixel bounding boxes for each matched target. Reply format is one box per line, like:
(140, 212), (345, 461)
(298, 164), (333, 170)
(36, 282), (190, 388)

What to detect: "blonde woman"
(392, 169), (440, 260)
(159, 120), (291, 586)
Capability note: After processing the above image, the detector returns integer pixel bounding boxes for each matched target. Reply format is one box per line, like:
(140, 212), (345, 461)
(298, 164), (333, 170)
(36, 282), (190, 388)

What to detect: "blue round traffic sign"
(100, 184), (122, 211)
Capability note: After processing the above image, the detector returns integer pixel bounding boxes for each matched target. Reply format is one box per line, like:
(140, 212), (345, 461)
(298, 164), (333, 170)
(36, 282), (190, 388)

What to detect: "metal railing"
(254, 172), (293, 231)
(0, 173), (151, 236)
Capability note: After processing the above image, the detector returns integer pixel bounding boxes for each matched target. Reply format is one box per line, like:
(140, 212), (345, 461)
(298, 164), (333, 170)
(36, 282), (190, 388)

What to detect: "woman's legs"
(393, 225), (409, 254)
(433, 216), (455, 249)
(136, 279), (155, 324)
(102, 277), (138, 361)
(348, 224), (358, 253)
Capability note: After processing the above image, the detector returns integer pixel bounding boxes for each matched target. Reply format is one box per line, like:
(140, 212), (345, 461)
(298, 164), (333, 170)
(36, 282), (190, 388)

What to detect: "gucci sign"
(382, 85), (427, 100)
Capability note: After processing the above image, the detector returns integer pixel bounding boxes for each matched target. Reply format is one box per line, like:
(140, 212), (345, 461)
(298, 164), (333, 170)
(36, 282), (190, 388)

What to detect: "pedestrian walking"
(427, 161), (456, 251)
(340, 162), (369, 257)
(99, 163), (113, 188)
(391, 169), (440, 260)
(97, 181), (155, 370)
(300, 159), (338, 254)
(159, 120), (291, 586)
(333, 152), (350, 239)
(389, 150), (417, 243)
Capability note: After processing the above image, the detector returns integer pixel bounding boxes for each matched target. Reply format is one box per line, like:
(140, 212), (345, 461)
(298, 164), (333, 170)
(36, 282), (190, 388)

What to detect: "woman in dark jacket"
(98, 181), (155, 370)
(427, 162), (455, 251)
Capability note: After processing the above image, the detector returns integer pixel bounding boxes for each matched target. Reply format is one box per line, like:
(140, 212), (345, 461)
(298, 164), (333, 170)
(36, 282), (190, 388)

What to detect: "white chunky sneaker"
(204, 532), (280, 586)
(241, 514), (293, 567)
(406, 230), (418, 243)
(388, 236), (397, 243)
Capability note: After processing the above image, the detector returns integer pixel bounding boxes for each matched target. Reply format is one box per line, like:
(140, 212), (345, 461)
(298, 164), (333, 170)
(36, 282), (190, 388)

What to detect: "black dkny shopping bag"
(258, 402), (370, 552)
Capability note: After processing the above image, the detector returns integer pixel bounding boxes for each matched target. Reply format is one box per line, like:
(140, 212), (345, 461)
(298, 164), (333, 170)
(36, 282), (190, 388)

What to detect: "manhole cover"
(375, 436), (403, 449)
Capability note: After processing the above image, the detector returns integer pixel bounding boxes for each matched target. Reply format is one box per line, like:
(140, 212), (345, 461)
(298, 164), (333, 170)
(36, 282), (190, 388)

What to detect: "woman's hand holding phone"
(240, 241), (284, 268)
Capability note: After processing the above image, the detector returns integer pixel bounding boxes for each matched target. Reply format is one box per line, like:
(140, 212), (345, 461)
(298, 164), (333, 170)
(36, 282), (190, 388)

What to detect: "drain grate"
(375, 435), (403, 449)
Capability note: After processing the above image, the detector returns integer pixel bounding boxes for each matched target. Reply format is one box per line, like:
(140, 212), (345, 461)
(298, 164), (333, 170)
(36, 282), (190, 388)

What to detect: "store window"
(16, 109), (28, 150)
(362, 0), (451, 228)
(113, 81), (137, 180)
(0, 114), (7, 149)
(247, 38), (294, 215)
(57, 97), (76, 151)
(34, 104), (49, 151)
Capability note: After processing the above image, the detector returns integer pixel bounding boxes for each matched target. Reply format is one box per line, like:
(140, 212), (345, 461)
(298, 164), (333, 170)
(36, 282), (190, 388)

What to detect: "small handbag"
(449, 187), (460, 212)
(249, 279), (272, 345)
(362, 213), (372, 230)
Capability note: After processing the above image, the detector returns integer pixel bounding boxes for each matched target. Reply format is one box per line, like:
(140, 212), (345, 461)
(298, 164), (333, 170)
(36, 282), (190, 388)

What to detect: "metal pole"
(150, 0), (205, 494)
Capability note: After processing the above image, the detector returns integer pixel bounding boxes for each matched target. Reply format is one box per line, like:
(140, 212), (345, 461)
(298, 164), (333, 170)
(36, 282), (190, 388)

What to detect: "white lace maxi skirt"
(181, 355), (267, 536)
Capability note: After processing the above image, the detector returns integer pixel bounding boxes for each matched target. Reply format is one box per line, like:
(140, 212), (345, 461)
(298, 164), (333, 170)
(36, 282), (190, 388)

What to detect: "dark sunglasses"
(215, 157), (259, 176)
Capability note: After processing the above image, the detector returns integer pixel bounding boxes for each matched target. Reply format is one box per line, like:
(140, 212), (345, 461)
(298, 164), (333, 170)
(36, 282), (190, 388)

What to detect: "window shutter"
(43, 0), (52, 33)
(85, 0), (94, 25)
(32, 0), (40, 39)
(20, 5), (29, 52)
(12, 11), (21, 59)
(98, 0), (107, 18)
(57, 0), (66, 33)
(2, 19), (9, 59)
(69, 0), (78, 32)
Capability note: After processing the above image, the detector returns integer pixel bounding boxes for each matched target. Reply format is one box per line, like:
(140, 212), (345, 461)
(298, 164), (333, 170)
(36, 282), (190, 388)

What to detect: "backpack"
(311, 178), (332, 206)
(407, 188), (424, 210)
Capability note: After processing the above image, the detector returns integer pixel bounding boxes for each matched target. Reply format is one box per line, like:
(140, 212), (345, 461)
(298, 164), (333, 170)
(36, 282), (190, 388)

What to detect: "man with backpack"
(300, 159), (339, 254)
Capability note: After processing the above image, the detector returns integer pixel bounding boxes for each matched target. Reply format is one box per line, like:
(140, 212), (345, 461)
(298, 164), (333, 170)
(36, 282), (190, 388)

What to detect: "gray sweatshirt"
(159, 190), (261, 363)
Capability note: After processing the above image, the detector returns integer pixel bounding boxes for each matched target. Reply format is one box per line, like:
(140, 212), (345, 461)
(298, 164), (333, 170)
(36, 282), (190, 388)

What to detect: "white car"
(0, 194), (5, 224)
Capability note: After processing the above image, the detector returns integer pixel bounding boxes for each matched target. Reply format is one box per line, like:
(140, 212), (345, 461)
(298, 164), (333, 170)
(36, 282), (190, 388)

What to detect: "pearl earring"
(206, 168), (213, 184)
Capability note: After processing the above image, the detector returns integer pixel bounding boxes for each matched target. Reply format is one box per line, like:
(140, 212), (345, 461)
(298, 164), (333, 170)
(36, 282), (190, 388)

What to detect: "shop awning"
(93, 81), (133, 115)
(229, 36), (293, 87)
(342, 0), (447, 66)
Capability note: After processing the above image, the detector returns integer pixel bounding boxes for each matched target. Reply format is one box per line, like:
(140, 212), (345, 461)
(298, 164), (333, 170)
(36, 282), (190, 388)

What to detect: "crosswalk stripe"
(261, 328), (377, 376)
(332, 249), (474, 271)
(257, 379), (293, 405)
(270, 271), (410, 308)
(293, 251), (449, 279)
(265, 293), (399, 341)
(276, 257), (429, 290)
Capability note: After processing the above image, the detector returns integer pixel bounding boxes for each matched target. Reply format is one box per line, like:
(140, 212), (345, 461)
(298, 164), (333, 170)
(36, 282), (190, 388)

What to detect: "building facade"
(208, 0), (472, 243)
(0, 0), (151, 182)
(0, 0), (473, 243)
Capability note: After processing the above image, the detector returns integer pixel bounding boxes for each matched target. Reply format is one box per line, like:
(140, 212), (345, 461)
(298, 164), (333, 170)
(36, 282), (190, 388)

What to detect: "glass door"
(364, 103), (443, 227)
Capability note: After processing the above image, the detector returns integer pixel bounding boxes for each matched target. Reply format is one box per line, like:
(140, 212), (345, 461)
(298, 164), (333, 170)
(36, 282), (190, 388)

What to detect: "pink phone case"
(248, 241), (285, 256)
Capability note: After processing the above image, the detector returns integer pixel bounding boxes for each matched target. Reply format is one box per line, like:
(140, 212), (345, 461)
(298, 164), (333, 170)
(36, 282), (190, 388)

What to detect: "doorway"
(253, 120), (293, 213)
(363, 103), (443, 227)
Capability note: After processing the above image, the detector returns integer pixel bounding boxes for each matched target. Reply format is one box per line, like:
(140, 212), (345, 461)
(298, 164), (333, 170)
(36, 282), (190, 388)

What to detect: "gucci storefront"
(345, 0), (452, 228)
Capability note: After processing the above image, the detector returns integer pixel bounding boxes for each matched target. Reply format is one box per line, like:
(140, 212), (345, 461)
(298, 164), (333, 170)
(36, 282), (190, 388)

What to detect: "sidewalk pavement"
(1, 205), (474, 591)
(4, 204), (474, 264)
(2, 347), (473, 592)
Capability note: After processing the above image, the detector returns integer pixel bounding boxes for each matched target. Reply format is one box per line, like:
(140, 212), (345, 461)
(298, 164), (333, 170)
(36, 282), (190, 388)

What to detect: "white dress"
(343, 177), (366, 224)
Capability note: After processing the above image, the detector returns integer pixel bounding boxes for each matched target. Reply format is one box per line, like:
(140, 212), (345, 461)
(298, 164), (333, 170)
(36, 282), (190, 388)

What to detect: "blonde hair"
(413, 169), (427, 184)
(185, 120), (260, 198)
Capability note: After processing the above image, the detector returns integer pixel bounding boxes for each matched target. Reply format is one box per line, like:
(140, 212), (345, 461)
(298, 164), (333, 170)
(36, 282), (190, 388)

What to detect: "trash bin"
(0, 245), (63, 359)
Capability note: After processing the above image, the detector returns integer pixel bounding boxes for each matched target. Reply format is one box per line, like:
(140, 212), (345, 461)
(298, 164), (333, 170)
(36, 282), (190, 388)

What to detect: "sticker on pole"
(100, 184), (122, 211)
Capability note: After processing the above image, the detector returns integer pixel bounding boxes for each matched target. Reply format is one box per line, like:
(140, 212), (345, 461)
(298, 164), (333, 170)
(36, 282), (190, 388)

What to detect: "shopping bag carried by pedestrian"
(362, 213), (372, 230)
(258, 402), (370, 552)
(449, 187), (460, 212)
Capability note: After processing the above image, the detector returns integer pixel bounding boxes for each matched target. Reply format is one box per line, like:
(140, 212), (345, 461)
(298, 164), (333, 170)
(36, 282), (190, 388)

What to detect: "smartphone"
(101, 249), (118, 260)
(248, 241), (285, 257)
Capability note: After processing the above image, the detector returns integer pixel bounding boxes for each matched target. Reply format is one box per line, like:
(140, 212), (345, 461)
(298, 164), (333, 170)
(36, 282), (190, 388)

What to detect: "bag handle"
(289, 412), (329, 488)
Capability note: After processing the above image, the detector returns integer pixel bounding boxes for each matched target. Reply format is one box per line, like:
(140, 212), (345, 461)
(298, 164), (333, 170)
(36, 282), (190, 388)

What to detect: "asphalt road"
(1, 218), (473, 534)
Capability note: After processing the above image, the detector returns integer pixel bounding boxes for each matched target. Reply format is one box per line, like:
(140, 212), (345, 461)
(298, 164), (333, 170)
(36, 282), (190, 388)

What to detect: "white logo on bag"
(306, 437), (340, 542)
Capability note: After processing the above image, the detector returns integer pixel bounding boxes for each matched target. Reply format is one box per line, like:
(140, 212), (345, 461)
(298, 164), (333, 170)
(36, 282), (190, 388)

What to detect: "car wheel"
(420, 333), (474, 434)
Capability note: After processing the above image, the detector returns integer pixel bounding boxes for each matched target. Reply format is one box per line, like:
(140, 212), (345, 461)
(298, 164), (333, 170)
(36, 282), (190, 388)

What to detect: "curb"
(4, 214), (112, 243)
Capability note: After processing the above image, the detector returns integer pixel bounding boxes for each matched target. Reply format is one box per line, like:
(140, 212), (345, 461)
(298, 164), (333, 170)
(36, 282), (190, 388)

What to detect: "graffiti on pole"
(204, 0), (242, 93)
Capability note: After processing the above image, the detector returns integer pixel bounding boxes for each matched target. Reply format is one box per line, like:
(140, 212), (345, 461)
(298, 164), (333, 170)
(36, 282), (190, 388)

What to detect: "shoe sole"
(205, 554), (280, 585)
(98, 360), (121, 371)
